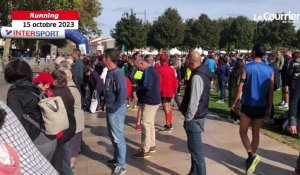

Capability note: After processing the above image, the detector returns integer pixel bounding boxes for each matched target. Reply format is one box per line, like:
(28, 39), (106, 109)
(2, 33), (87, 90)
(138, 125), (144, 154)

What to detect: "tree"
(148, 8), (184, 49)
(182, 19), (198, 51)
(218, 17), (234, 51)
(295, 29), (300, 48)
(229, 16), (254, 49)
(254, 14), (296, 49)
(182, 14), (220, 51)
(0, 1), (12, 26)
(111, 10), (147, 51)
(74, 0), (102, 35)
(0, 0), (102, 45)
(0, 0), (102, 70)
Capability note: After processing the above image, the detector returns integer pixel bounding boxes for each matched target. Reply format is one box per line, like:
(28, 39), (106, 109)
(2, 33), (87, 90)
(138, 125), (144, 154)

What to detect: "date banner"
(12, 11), (79, 30)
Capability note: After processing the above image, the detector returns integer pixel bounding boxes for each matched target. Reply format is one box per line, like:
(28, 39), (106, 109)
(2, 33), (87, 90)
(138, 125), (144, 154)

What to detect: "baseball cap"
(32, 72), (54, 85)
(159, 54), (168, 61)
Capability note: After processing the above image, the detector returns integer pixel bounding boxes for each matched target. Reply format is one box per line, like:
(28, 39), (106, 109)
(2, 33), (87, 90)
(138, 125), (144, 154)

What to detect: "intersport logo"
(254, 12), (300, 23)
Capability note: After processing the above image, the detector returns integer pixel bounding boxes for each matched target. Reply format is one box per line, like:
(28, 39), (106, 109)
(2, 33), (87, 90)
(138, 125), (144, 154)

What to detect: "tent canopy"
(170, 47), (181, 55)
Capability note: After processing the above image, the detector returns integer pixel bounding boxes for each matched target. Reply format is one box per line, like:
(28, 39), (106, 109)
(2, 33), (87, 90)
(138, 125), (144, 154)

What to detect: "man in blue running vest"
(231, 43), (274, 175)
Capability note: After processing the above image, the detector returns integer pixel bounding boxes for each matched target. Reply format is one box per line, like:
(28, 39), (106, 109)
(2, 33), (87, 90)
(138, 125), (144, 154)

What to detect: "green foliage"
(182, 19), (198, 51)
(111, 9), (147, 51)
(229, 16), (254, 50)
(0, 1), (13, 26)
(218, 17), (235, 51)
(254, 14), (296, 49)
(182, 14), (221, 51)
(75, 0), (102, 35)
(147, 8), (184, 49)
(0, 0), (102, 50)
(113, 9), (299, 51)
(295, 29), (300, 48)
(197, 14), (221, 50)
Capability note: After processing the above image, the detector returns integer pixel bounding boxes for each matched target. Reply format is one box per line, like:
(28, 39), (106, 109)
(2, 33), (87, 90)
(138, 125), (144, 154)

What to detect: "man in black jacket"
(288, 76), (300, 174)
(179, 51), (213, 175)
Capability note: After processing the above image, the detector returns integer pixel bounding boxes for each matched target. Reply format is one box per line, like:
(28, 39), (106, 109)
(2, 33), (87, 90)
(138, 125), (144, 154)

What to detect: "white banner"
(1, 27), (65, 39)
(50, 44), (58, 58)
(79, 44), (87, 55)
(12, 20), (78, 30)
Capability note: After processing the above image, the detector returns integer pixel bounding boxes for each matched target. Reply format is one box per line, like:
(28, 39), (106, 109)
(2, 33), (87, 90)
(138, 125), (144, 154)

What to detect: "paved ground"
(0, 60), (299, 175)
(75, 109), (298, 175)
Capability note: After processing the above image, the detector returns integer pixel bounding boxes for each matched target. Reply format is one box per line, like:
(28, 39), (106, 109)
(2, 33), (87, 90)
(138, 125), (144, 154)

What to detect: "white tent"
(142, 50), (151, 55)
(202, 50), (209, 56)
(151, 50), (159, 55)
(170, 48), (182, 55)
(194, 47), (203, 54)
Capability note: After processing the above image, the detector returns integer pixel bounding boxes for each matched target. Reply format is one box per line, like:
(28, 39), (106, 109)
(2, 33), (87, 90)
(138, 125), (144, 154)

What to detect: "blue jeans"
(106, 104), (127, 168)
(219, 80), (227, 100)
(84, 89), (91, 111)
(62, 141), (73, 175)
(184, 119), (206, 175)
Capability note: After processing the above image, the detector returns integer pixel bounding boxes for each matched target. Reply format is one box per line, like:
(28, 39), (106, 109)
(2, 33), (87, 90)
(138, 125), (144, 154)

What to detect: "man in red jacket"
(158, 54), (178, 132)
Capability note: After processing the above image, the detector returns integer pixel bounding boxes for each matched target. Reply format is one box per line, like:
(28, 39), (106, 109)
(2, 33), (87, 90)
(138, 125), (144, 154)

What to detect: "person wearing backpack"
(5, 60), (57, 161)
(52, 70), (76, 175)
(32, 72), (69, 172)
(0, 101), (58, 175)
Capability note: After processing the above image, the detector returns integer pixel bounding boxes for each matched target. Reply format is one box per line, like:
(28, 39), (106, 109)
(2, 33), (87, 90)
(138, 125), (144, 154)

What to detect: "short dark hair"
(52, 70), (67, 87)
(73, 48), (81, 57)
(292, 51), (300, 58)
(252, 43), (266, 58)
(268, 53), (277, 61)
(84, 66), (91, 74)
(220, 57), (228, 63)
(0, 108), (7, 129)
(4, 60), (33, 84)
(104, 48), (118, 63)
(90, 56), (98, 64)
(143, 54), (153, 64)
(132, 52), (140, 59)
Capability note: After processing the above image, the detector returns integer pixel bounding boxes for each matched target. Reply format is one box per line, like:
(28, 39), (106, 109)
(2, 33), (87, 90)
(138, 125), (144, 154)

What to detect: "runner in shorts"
(232, 43), (274, 175)
(158, 54), (178, 132)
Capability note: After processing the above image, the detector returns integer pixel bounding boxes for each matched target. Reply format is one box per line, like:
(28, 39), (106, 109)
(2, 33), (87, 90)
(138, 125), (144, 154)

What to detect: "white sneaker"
(216, 100), (225, 104)
(228, 118), (234, 122)
(280, 101), (285, 106)
(283, 103), (289, 109)
(233, 119), (240, 125)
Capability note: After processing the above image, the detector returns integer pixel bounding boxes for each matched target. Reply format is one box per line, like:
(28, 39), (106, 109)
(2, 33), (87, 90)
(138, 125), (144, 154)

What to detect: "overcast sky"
(97, 0), (300, 37)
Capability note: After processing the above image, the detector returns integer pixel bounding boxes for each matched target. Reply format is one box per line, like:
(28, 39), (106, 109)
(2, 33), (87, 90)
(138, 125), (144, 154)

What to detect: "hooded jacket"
(7, 80), (44, 141)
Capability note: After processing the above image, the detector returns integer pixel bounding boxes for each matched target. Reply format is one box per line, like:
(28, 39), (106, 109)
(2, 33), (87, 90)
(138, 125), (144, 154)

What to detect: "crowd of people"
(0, 43), (299, 175)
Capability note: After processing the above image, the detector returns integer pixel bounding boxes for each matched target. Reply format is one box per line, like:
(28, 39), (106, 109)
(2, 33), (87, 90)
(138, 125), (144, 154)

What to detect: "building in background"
(89, 37), (116, 54)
